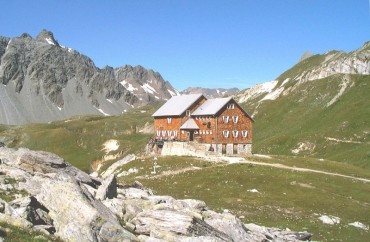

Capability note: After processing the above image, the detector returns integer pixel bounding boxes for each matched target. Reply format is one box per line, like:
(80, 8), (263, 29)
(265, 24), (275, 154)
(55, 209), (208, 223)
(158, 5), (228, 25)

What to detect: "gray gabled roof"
(152, 94), (204, 117)
(180, 118), (199, 130)
(191, 97), (232, 116)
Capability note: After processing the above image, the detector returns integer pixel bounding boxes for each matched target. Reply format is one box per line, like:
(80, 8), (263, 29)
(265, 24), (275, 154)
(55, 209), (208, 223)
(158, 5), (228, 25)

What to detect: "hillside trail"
(138, 155), (370, 183)
(221, 156), (370, 183)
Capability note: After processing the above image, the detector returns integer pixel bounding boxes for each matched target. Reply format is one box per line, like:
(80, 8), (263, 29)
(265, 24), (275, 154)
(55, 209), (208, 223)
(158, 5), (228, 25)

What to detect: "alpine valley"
(0, 30), (370, 242)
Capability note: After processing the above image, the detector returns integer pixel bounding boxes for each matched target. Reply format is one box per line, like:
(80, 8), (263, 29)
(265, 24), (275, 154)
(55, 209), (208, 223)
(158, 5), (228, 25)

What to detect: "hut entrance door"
(187, 131), (194, 141)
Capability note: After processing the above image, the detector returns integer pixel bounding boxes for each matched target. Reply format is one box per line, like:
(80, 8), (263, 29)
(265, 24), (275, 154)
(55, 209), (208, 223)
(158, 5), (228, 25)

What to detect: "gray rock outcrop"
(0, 147), (312, 241)
(0, 30), (179, 125)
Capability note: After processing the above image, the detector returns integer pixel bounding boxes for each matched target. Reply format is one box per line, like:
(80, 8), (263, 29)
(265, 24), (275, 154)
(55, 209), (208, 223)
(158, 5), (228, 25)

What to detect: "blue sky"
(1, 0), (369, 91)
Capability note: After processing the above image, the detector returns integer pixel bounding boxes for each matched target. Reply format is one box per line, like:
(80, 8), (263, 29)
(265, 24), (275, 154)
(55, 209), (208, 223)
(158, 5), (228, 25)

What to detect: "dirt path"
(221, 156), (370, 183)
(136, 166), (203, 180)
(136, 155), (370, 183)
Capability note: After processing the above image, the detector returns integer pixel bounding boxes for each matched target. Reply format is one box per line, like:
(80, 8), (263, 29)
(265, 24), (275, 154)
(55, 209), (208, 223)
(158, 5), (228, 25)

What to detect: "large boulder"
(95, 174), (117, 200)
(21, 171), (137, 242)
(16, 148), (66, 173)
(203, 210), (251, 241)
(132, 209), (232, 241)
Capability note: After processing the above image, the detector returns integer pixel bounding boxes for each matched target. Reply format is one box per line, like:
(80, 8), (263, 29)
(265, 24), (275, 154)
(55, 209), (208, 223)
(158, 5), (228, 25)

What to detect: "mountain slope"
(0, 30), (178, 125)
(236, 42), (370, 167)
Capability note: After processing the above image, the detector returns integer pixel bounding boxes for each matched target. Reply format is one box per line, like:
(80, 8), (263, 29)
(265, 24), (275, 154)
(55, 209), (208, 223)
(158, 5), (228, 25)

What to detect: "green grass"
(0, 105), (157, 172)
(118, 155), (370, 242)
(0, 177), (29, 202)
(248, 155), (370, 180)
(246, 74), (370, 168)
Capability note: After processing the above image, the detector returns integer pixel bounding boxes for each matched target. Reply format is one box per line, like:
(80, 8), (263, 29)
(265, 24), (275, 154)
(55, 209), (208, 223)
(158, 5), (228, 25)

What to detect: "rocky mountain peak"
(0, 31), (179, 125)
(20, 33), (32, 40)
(35, 29), (59, 46)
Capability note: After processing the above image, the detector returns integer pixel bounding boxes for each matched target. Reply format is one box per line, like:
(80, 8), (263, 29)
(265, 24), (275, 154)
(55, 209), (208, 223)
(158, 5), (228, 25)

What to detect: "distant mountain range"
(0, 30), (179, 125)
(181, 87), (239, 98)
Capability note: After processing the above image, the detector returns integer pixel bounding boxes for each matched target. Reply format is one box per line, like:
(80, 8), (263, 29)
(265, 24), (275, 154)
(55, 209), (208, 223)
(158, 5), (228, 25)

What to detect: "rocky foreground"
(0, 147), (311, 241)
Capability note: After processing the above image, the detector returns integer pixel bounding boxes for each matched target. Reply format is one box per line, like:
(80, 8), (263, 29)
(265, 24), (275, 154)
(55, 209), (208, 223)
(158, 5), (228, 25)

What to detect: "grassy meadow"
(242, 74), (370, 168)
(117, 155), (370, 242)
(0, 105), (158, 172)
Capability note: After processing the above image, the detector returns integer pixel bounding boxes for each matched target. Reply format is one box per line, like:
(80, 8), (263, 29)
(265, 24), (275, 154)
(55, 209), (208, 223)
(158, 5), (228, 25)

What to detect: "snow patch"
(106, 99), (113, 104)
(45, 37), (56, 45)
(141, 83), (158, 94)
(120, 80), (138, 92)
(247, 189), (259, 193)
(96, 107), (110, 116)
(168, 89), (178, 97)
(319, 215), (340, 225)
(61, 45), (73, 52)
(57, 106), (62, 111)
(6, 39), (12, 49)
(348, 222), (369, 231)
(102, 139), (120, 153)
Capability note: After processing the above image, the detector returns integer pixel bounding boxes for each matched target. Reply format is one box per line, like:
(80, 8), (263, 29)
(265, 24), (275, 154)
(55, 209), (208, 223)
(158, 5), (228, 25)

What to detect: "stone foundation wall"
(158, 142), (252, 157)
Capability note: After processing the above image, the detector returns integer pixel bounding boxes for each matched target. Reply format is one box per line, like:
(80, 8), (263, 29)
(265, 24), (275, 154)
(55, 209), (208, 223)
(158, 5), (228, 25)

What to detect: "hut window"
(168, 130), (173, 137)
(232, 116), (239, 124)
(161, 130), (167, 137)
(156, 130), (161, 137)
(227, 103), (235, 109)
(232, 130), (239, 138)
(242, 130), (248, 138)
(222, 130), (229, 138)
(222, 116), (229, 123)
(167, 118), (172, 124)
(173, 130), (178, 137)
(207, 122), (211, 128)
(186, 110), (191, 116)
